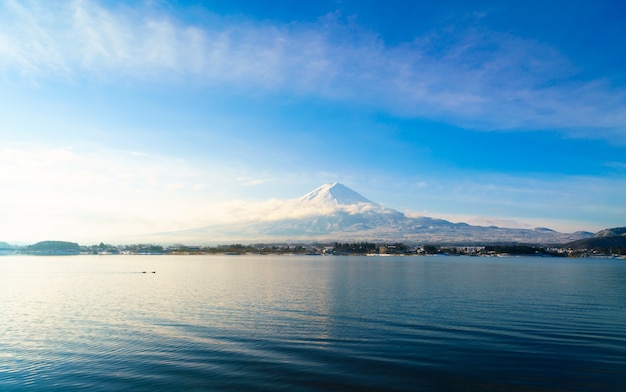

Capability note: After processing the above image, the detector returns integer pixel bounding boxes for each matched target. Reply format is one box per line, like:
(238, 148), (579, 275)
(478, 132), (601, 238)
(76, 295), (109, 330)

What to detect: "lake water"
(1, 255), (625, 391)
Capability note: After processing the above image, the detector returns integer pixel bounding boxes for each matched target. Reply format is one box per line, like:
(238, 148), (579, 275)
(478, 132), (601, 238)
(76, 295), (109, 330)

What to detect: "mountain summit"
(147, 183), (592, 245)
(298, 183), (375, 206)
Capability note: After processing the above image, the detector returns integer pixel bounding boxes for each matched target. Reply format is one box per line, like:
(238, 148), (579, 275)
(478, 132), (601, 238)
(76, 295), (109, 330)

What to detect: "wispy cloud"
(1, 1), (625, 140)
(208, 196), (387, 224)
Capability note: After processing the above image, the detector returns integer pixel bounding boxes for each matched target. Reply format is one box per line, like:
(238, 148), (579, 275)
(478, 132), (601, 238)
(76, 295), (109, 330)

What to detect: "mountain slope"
(148, 183), (592, 245)
(592, 227), (626, 238)
(565, 227), (626, 250)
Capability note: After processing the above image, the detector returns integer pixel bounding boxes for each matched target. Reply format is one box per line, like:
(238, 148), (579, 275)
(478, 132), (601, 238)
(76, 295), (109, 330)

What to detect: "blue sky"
(1, 0), (626, 243)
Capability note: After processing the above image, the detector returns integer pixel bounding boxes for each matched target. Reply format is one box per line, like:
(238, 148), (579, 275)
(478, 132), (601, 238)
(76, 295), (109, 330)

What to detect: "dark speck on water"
(1, 255), (625, 391)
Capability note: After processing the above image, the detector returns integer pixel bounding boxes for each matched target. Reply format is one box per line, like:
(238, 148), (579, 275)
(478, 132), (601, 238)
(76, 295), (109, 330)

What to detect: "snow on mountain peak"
(298, 183), (375, 206)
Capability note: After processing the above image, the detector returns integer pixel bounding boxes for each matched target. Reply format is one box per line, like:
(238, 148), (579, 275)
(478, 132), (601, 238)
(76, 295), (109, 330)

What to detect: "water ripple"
(1, 255), (625, 391)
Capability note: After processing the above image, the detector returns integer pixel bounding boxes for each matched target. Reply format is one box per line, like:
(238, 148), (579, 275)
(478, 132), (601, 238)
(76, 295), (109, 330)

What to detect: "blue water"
(1, 255), (625, 391)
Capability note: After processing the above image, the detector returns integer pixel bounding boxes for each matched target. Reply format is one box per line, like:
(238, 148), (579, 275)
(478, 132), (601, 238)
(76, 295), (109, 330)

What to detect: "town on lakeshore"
(2, 239), (625, 258)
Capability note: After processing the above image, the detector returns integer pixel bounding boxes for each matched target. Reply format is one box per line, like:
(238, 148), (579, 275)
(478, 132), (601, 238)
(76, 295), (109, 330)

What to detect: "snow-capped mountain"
(297, 182), (375, 206)
(149, 183), (592, 245)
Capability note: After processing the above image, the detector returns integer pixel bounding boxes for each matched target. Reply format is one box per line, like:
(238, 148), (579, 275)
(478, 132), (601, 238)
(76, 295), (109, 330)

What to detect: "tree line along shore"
(2, 240), (625, 258)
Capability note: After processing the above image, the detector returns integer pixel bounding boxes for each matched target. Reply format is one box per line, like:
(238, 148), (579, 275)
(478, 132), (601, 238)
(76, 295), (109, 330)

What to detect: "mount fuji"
(297, 182), (376, 206)
(149, 183), (592, 245)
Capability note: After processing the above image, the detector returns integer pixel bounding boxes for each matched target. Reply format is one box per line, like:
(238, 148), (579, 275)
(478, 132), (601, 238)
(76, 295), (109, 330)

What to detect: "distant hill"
(565, 227), (626, 252)
(24, 241), (81, 254)
(0, 241), (15, 249)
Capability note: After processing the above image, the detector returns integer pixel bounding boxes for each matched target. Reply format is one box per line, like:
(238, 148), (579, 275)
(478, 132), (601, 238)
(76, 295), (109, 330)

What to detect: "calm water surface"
(1, 255), (625, 391)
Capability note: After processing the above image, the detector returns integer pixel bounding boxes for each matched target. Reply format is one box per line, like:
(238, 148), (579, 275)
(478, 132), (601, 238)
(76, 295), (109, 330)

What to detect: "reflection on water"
(1, 255), (625, 391)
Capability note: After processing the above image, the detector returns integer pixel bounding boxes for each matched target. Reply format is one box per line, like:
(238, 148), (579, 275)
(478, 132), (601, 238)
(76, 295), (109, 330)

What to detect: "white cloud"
(0, 1), (625, 139)
(205, 193), (389, 224)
